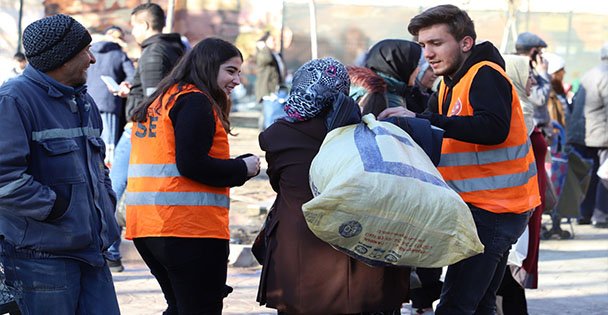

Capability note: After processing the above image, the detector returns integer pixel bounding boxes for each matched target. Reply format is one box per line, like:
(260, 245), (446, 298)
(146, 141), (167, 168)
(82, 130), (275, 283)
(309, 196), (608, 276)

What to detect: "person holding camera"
(515, 32), (552, 225)
(516, 32), (551, 139)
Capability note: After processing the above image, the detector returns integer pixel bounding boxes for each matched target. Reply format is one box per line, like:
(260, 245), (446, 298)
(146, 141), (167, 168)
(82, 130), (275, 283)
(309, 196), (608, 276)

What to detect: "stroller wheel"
(560, 230), (572, 239)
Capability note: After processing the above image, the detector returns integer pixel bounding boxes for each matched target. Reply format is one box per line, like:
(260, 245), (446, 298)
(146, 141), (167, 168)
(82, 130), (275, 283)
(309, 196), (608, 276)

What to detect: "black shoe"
(577, 218), (592, 225)
(107, 259), (125, 272)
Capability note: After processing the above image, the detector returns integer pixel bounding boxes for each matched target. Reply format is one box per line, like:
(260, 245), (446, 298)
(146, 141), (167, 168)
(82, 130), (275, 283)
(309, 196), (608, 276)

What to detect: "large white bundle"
(303, 114), (484, 268)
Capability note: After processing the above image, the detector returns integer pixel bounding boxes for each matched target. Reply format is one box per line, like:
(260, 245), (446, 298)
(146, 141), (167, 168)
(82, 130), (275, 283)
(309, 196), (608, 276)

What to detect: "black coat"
(126, 33), (184, 120)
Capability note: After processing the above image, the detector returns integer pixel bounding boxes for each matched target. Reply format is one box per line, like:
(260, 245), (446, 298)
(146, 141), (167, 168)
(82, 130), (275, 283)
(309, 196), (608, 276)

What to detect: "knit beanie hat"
(23, 14), (92, 72)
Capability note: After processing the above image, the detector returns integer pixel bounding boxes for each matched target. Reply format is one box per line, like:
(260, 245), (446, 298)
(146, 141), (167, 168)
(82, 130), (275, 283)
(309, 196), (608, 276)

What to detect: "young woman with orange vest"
(380, 5), (540, 314)
(125, 37), (260, 314)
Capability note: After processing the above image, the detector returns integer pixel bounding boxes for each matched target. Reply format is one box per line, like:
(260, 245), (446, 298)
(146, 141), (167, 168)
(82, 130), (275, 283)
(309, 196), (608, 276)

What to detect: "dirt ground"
(227, 126), (276, 244)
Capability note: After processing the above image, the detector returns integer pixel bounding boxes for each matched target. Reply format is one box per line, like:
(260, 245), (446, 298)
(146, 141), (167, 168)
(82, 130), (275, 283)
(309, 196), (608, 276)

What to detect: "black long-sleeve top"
(168, 92), (248, 187)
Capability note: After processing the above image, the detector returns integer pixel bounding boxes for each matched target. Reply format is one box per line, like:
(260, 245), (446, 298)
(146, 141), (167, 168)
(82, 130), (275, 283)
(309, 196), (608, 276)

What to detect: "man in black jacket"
(108, 2), (185, 273)
(120, 3), (185, 118)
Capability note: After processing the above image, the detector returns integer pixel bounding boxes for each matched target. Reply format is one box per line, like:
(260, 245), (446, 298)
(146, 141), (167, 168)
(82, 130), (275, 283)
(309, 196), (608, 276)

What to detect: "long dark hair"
(132, 37), (243, 133)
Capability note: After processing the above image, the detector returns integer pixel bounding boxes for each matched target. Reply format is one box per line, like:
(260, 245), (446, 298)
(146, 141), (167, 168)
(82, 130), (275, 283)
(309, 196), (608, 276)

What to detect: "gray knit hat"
(23, 14), (92, 72)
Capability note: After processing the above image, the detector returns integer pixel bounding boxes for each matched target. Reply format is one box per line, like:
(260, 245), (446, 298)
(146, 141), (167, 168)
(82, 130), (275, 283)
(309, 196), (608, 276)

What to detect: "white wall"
(0, 0), (43, 80)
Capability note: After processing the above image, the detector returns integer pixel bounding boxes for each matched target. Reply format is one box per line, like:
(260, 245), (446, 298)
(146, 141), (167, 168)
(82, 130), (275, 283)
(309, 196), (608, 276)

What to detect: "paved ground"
(114, 220), (608, 314)
(113, 123), (608, 314)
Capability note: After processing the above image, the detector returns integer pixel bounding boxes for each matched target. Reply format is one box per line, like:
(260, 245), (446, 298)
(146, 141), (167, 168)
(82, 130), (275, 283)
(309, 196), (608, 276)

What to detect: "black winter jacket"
(126, 33), (184, 120)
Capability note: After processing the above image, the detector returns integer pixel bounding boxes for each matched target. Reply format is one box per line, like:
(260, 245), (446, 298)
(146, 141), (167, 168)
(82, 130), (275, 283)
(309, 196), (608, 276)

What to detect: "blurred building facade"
(1, 0), (607, 85)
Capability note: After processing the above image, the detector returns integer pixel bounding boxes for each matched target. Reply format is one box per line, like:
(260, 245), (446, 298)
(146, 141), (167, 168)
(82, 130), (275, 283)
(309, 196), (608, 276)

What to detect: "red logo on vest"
(450, 98), (463, 116)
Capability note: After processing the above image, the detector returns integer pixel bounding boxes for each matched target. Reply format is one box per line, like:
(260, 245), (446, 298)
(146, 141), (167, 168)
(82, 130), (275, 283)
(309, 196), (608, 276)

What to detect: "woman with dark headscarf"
(257, 57), (410, 314)
(364, 39), (428, 113)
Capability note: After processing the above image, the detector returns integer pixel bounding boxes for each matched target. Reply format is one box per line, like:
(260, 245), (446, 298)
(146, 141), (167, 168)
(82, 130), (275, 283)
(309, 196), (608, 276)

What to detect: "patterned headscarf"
(283, 57), (350, 121)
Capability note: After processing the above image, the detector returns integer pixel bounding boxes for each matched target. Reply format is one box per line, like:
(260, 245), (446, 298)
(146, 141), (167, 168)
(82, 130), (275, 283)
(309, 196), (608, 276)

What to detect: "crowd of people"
(0, 2), (607, 315)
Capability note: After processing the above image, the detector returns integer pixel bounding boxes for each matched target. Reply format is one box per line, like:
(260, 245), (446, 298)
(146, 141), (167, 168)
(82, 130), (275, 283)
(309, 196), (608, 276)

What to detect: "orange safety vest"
(437, 61), (540, 214)
(125, 83), (230, 239)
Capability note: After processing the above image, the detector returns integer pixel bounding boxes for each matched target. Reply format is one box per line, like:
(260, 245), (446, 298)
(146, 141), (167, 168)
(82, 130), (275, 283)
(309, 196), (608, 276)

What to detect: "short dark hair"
(131, 3), (166, 32)
(13, 52), (26, 61)
(104, 25), (123, 35)
(408, 4), (476, 42)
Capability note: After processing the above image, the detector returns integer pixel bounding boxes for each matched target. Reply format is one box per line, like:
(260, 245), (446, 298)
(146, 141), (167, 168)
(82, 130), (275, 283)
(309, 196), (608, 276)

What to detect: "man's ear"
(461, 36), (474, 53)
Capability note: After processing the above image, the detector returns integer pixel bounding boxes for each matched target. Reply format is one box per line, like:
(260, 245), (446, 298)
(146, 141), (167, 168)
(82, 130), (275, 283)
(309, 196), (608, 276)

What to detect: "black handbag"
(251, 200), (277, 265)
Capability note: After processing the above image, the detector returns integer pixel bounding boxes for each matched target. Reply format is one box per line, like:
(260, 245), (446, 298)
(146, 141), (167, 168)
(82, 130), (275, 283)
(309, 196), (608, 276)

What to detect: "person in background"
(515, 32), (552, 139)
(87, 26), (134, 167)
(355, 46), (441, 315)
(576, 43), (608, 228)
(2, 52), (28, 84)
(543, 52), (570, 127)
(496, 54), (542, 315)
(381, 5), (540, 313)
(257, 57), (410, 315)
(514, 32), (551, 250)
(125, 37), (260, 315)
(11, 53), (27, 77)
(407, 53), (442, 315)
(255, 31), (285, 103)
(108, 2), (185, 272)
(0, 14), (120, 314)
(365, 39), (426, 113)
(347, 65), (389, 116)
(416, 56), (439, 96)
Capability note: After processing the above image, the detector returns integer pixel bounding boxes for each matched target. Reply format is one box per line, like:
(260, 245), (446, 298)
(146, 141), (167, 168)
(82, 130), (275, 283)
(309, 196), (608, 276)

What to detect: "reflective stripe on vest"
(32, 126), (100, 141)
(446, 161), (537, 193)
(126, 192), (230, 208)
(128, 163), (181, 177)
(437, 60), (540, 213)
(439, 140), (531, 167)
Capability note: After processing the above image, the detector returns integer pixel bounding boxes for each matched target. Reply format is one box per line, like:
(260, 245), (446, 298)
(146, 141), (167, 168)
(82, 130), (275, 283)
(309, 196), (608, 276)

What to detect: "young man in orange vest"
(380, 4), (540, 314)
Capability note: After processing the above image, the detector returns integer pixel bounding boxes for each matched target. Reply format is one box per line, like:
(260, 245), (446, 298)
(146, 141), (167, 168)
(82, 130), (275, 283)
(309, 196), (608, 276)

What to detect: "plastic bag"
(303, 114), (484, 268)
(598, 158), (608, 180)
(507, 226), (529, 267)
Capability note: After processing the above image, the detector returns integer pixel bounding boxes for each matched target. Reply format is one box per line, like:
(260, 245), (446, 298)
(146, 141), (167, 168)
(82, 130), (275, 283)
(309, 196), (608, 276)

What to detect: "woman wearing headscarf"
(543, 52), (570, 127)
(365, 39), (427, 113)
(257, 57), (410, 315)
(347, 65), (388, 116)
(497, 54), (544, 315)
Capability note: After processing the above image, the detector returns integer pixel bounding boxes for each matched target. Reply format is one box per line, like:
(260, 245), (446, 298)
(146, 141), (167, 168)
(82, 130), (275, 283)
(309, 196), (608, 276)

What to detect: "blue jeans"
(100, 112), (120, 165)
(105, 125), (132, 261)
(435, 206), (529, 315)
(1, 242), (120, 315)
